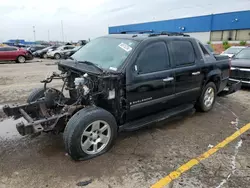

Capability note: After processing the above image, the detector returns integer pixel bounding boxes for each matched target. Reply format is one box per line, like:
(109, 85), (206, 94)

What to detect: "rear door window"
(2, 47), (17, 51)
(170, 41), (195, 67)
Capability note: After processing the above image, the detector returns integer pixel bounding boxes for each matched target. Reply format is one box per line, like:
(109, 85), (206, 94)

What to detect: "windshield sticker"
(118, 43), (132, 52)
(109, 67), (117, 71)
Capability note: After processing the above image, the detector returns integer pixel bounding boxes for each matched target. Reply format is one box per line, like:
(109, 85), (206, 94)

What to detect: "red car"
(0, 46), (33, 63)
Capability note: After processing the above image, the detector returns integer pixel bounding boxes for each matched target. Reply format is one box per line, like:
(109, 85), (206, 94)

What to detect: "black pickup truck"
(3, 32), (241, 160)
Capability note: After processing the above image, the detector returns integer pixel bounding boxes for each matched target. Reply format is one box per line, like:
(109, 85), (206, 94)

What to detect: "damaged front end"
(3, 60), (123, 137)
(2, 72), (84, 136)
(3, 100), (80, 136)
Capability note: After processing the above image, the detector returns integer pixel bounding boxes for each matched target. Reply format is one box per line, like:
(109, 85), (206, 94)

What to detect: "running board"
(119, 104), (194, 132)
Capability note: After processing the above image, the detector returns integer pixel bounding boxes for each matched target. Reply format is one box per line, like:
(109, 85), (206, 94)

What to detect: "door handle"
(163, 77), (174, 82)
(192, 71), (200, 76)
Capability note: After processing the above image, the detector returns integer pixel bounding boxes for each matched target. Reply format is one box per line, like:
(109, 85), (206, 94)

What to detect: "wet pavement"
(1, 90), (250, 188)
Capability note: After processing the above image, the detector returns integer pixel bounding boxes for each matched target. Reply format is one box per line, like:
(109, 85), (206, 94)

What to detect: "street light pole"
(61, 20), (64, 43)
(33, 26), (36, 42)
(48, 30), (50, 42)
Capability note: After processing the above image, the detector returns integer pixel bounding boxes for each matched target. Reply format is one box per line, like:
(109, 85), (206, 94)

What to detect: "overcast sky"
(0, 0), (249, 42)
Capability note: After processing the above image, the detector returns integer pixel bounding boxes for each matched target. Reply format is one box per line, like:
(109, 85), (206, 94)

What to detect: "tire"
(27, 88), (45, 103)
(196, 82), (217, 112)
(16, 55), (26, 63)
(43, 53), (48, 59)
(54, 53), (61, 59)
(63, 106), (117, 161)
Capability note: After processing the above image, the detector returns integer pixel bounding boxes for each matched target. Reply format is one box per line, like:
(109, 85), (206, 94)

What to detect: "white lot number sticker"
(118, 43), (132, 52)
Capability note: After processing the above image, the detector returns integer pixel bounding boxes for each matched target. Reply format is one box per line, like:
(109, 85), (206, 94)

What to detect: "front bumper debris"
(2, 101), (68, 136)
(218, 80), (241, 96)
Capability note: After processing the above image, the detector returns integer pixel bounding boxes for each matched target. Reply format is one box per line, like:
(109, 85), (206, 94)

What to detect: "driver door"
(126, 41), (175, 121)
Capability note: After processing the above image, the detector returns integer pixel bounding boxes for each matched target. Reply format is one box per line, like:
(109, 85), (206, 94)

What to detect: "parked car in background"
(230, 47), (250, 86)
(27, 45), (47, 53)
(221, 46), (246, 58)
(0, 46), (33, 63)
(47, 45), (75, 59)
(61, 46), (82, 59)
(78, 40), (88, 46)
(34, 46), (59, 58)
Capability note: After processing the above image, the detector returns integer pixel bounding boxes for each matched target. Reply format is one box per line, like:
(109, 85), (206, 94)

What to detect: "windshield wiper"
(79, 61), (104, 72)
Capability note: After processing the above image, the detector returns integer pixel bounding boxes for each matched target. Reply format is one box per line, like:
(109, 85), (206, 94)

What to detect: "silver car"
(47, 45), (75, 59)
(221, 46), (246, 58)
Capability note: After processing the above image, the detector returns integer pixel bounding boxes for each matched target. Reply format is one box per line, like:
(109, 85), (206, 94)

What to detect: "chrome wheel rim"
(81, 120), (111, 155)
(18, 56), (25, 63)
(43, 54), (47, 58)
(55, 54), (60, 59)
(204, 87), (215, 108)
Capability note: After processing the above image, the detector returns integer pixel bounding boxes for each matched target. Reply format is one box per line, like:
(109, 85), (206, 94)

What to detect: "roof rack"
(148, 32), (190, 37)
(111, 30), (190, 37)
(119, 30), (154, 34)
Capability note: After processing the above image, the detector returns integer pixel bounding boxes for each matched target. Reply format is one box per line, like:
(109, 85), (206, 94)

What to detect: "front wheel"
(42, 53), (48, 59)
(63, 106), (117, 161)
(196, 82), (217, 112)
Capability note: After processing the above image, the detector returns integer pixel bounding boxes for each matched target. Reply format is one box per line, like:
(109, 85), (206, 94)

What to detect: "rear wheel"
(54, 53), (61, 59)
(63, 106), (117, 161)
(196, 82), (217, 112)
(16, 55), (26, 63)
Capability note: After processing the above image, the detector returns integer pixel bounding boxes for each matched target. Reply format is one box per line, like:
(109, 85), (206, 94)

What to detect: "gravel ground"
(0, 59), (250, 188)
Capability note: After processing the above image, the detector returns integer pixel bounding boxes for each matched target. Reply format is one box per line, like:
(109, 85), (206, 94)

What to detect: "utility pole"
(61, 20), (64, 43)
(48, 30), (50, 42)
(33, 26), (36, 42)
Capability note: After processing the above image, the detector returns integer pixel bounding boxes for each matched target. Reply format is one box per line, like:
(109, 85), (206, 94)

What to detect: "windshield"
(234, 48), (250, 59)
(42, 46), (53, 51)
(56, 46), (65, 51)
(72, 37), (139, 70)
(223, 47), (244, 55)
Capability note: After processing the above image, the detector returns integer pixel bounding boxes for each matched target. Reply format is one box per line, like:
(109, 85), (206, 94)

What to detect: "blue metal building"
(3, 39), (36, 46)
(109, 10), (250, 42)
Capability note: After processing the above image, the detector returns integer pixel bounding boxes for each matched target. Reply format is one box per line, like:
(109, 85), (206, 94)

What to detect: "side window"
(0, 48), (4, 51)
(9, 48), (17, 51)
(171, 41), (195, 67)
(135, 42), (170, 74)
(199, 43), (210, 57)
(2, 47), (16, 51)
